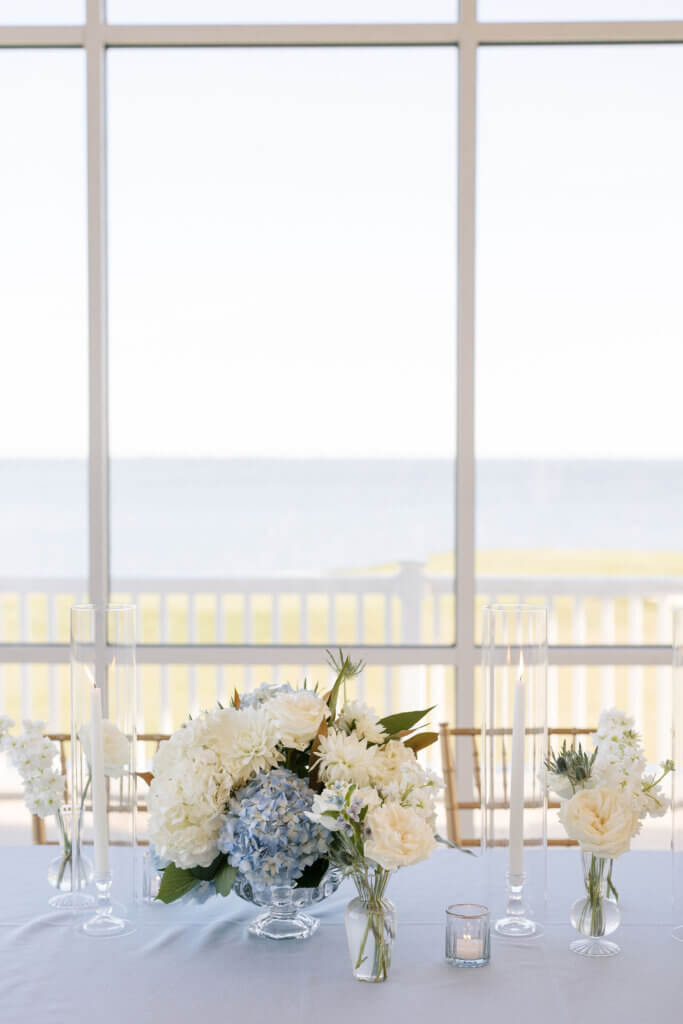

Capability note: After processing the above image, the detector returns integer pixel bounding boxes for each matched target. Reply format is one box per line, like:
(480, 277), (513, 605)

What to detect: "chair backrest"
(439, 723), (595, 848)
(31, 732), (169, 845)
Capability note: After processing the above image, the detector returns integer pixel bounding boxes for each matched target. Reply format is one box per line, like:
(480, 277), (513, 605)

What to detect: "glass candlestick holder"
(482, 604), (547, 939)
(71, 604), (137, 936)
(445, 904), (490, 968)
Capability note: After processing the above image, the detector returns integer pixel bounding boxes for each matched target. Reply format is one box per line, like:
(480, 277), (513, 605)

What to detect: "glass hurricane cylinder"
(70, 605), (137, 933)
(569, 852), (620, 957)
(482, 604), (547, 938)
(674, 608), (683, 941)
(344, 868), (396, 983)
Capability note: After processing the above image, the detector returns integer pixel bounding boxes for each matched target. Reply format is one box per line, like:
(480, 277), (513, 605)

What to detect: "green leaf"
(404, 731), (439, 753)
(378, 707), (435, 738)
(156, 863), (200, 904)
(190, 853), (226, 881)
(214, 862), (238, 898)
(295, 857), (329, 890)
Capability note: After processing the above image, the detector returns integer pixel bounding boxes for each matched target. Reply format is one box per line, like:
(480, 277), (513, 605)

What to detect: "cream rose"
(79, 720), (129, 778)
(559, 786), (638, 859)
(365, 802), (437, 870)
(269, 690), (327, 751)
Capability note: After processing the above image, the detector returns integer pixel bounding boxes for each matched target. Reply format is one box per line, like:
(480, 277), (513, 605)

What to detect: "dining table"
(2, 845), (681, 1023)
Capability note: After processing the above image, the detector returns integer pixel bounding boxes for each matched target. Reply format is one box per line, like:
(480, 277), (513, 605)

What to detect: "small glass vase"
(569, 852), (620, 957)
(344, 868), (396, 983)
(47, 805), (94, 909)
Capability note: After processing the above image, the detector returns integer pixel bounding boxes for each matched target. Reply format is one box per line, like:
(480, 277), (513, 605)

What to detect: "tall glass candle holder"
(482, 604), (547, 938)
(673, 608), (683, 942)
(70, 605), (137, 935)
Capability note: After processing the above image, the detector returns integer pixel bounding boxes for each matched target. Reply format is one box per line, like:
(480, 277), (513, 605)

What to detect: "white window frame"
(1, 2), (681, 733)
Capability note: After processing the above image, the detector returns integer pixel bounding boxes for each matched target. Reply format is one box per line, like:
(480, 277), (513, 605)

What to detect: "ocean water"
(1, 458), (682, 578)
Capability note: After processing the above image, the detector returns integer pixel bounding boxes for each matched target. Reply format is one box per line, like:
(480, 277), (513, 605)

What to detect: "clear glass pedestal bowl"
(234, 866), (344, 940)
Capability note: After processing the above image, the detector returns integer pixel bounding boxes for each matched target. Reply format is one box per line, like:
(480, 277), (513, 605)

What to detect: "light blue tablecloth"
(1, 846), (681, 1024)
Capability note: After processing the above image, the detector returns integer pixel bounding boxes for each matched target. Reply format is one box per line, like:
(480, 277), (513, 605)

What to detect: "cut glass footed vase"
(569, 852), (620, 958)
(234, 867), (344, 940)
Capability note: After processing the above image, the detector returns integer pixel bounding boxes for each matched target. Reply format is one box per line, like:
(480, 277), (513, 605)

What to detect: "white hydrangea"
(315, 729), (378, 788)
(338, 701), (387, 745)
(148, 705), (282, 869)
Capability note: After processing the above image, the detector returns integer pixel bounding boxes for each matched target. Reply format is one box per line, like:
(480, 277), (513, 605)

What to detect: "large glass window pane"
(108, 47), (457, 646)
(108, 0), (457, 24)
(476, 44), (683, 744)
(0, 51), (87, 643)
(479, 0), (683, 19)
(0, 0), (83, 23)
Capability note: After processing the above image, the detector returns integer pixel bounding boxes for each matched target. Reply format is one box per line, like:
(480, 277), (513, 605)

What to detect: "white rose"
(559, 786), (639, 859)
(541, 770), (575, 801)
(269, 690), (327, 751)
(79, 720), (130, 777)
(365, 802), (437, 870)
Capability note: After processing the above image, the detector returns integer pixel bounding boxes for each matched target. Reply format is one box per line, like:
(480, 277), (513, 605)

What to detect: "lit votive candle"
(446, 905), (490, 968)
(456, 935), (484, 960)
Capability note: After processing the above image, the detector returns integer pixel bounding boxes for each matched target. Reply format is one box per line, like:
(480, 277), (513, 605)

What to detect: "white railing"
(1, 568), (682, 762)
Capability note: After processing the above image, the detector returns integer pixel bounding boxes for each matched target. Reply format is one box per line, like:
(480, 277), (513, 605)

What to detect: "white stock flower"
(268, 689), (327, 751)
(365, 802), (437, 870)
(559, 786), (639, 859)
(338, 701), (387, 745)
(79, 720), (130, 778)
(24, 773), (65, 818)
(315, 729), (378, 788)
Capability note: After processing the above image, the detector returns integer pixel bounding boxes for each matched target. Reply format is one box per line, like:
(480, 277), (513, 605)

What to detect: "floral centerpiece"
(147, 651), (453, 951)
(544, 708), (673, 957)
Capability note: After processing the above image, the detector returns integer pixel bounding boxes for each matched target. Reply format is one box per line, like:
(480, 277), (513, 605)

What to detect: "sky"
(1, 39), (683, 460)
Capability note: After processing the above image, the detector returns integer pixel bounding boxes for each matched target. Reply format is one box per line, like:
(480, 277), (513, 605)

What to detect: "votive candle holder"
(445, 904), (490, 968)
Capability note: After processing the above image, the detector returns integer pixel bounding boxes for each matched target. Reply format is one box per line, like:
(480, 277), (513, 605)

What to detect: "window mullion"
(86, 0), (109, 694)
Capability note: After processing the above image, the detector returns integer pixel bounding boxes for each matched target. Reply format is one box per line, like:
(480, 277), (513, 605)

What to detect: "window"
(1, 5), (681, 771)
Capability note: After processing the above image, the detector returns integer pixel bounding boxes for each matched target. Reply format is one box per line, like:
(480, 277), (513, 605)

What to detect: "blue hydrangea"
(238, 682), (294, 709)
(218, 768), (329, 887)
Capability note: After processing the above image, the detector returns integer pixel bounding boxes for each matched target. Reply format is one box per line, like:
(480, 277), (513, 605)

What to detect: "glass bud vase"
(569, 852), (620, 957)
(345, 868), (396, 983)
(47, 805), (94, 907)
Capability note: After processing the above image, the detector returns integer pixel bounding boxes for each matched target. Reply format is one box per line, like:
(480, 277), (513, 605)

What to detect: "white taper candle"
(508, 652), (525, 877)
(89, 686), (110, 876)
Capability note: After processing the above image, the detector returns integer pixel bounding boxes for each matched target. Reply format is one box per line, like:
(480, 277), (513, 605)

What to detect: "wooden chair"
(439, 723), (595, 848)
(31, 732), (169, 845)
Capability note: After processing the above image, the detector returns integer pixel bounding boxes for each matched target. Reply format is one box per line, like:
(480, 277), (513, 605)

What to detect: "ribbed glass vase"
(344, 868), (396, 983)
